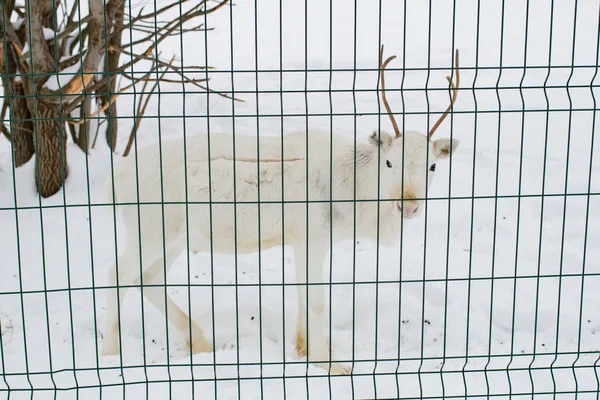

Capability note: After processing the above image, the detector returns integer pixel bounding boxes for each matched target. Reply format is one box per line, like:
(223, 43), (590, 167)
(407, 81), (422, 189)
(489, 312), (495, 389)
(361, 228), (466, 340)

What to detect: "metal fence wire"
(0, 0), (599, 398)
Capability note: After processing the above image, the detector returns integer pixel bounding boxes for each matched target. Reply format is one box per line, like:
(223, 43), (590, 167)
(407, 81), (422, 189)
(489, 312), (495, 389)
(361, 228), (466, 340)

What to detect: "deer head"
(369, 45), (460, 219)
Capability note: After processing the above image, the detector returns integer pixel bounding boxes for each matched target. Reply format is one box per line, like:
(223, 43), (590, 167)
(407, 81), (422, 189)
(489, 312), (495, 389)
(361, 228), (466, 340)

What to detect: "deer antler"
(428, 49), (460, 138)
(379, 45), (402, 138)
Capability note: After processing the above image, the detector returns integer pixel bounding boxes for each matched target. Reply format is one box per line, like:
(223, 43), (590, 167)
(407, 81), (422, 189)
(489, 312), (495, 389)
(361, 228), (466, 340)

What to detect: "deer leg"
(101, 239), (146, 356)
(100, 263), (123, 356)
(295, 245), (307, 357)
(140, 244), (212, 354)
(294, 240), (350, 375)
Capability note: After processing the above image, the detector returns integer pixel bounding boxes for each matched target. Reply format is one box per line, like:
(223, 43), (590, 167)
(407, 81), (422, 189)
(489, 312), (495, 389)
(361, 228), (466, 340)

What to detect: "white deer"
(101, 47), (460, 375)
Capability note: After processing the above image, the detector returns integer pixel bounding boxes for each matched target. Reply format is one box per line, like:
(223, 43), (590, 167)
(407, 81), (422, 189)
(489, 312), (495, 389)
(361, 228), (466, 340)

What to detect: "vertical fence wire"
(551, 1), (579, 397)
(25, 0), (58, 394)
(151, 0), (174, 393)
(254, 0), (267, 397)
(485, 0), (506, 395)
(578, 3), (600, 397)
(590, 8), (600, 394)
(529, 0), (557, 394)
(0, 9), (10, 396)
(302, 0), (310, 393)
(87, 0), (105, 394)
(176, 0), (195, 396)
(374, 1), (383, 396)
(201, 4), (219, 397)
(253, 0), (266, 398)
(418, 0), (432, 396)
(509, 0), (531, 393)
(395, 0), (409, 397)
(226, 0), (243, 397)
(327, 0), (335, 395)
(441, 2), (458, 397)
(0, 3), (32, 397)
(124, 0), (144, 395)
(350, 0), (359, 395)
(277, 0), (286, 396)
(506, 0), (529, 395)
(461, 0), (481, 392)
(48, 0), (80, 394)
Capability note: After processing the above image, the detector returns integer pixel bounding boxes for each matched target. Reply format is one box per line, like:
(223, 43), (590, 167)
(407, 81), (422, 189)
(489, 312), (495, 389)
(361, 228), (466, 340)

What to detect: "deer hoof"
(189, 338), (213, 354)
(314, 362), (351, 375)
(100, 341), (119, 356)
(295, 331), (307, 356)
(330, 363), (351, 375)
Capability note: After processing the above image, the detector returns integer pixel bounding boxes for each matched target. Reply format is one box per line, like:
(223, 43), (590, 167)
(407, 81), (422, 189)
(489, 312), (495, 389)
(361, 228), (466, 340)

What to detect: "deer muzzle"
(396, 191), (422, 219)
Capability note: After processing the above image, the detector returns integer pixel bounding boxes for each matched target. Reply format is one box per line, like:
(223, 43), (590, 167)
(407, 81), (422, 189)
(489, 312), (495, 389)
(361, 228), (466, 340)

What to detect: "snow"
(42, 63), (84, 91)
(13, 66), (21, 82)
(59, 53), (81, 63)
(18, 29), (59, 58)
(1, 0), (600, 398)
(42, 27), (56, 40)
(11, 18), (23, 31)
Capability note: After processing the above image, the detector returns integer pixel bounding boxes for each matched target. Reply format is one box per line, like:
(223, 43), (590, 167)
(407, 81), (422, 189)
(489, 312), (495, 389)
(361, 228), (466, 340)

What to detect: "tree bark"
(33, 101), (68, 197)
(98, 0), (125, 152)
(25, 0), (67, 197)
(10, 84), (35, 167)
(0, 5), (35, 166)
(77, 95), (92, 151)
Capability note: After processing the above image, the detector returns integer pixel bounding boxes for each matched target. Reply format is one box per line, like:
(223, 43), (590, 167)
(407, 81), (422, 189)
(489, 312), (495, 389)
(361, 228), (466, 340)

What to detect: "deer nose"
(397, 200), (420, 218)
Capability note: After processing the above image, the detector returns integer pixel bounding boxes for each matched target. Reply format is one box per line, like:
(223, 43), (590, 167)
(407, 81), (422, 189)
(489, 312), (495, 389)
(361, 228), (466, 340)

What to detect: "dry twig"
(123, 61), (170, 157)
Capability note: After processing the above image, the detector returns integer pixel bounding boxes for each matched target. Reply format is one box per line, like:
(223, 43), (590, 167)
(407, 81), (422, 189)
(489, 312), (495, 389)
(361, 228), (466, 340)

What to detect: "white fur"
(100, 129), (459, 374)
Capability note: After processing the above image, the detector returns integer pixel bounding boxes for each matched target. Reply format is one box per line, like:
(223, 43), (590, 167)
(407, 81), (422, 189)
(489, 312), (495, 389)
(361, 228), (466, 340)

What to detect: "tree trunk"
(25, 0), (66, 197)
(101, 54), (119, 152)
(0, 4), (35, 166)
(10, 84), (35, 167)
(99, 0), (125, 152)
(77, 96), (92, 151)
(33, 101), (68, 198)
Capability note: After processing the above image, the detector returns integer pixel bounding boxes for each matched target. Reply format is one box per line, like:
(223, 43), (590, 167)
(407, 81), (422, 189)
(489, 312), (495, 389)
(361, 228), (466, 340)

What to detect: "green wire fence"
(0, 0), (599, 399)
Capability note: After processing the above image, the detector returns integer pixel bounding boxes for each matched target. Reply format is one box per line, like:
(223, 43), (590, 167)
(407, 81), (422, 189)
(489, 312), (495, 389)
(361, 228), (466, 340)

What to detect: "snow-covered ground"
(1, 0), (600, 398)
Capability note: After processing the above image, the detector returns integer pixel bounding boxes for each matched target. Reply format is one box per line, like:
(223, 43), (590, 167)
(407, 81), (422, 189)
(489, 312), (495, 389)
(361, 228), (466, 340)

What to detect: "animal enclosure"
(1, 0), (599, 399)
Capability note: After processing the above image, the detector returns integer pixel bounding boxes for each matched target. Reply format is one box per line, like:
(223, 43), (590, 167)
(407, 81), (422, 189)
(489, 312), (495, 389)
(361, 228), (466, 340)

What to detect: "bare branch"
(76, 95), (93, 151)
(0, 91), (10, 140)
(127, 25), (210, 40)
(67, 113), (77, 143)
(136, 60), (157, 118)
(126, 0), (229, 27)
(38, 0), (105, 99)
(106, 45), (243, 102)
(137, 5), (208, 59)
(66, 74), (152, 125)
(111, 44), (212, 71)
(100, 0), (126, 151)
(0, 98), (8, 122)
(91, 118), (105, 149)
(26, 0), (57, 86)
(135, 76), (208, 85)
(1, 123), (10, 140)
(123, 61), (170, 157)
(57, 15), (90, 55)
(59, 50), (84, 70)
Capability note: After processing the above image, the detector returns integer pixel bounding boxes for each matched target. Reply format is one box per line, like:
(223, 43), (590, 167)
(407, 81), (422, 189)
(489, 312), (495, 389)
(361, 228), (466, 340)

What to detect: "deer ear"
(369, 130), (394, 152)
(433, 138), (459, 159)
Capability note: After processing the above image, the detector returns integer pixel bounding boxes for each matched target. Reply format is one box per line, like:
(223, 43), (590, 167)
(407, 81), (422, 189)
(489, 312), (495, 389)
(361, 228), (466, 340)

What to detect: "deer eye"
(386, 160), (392, 168)
(429, 164), (436, 172)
